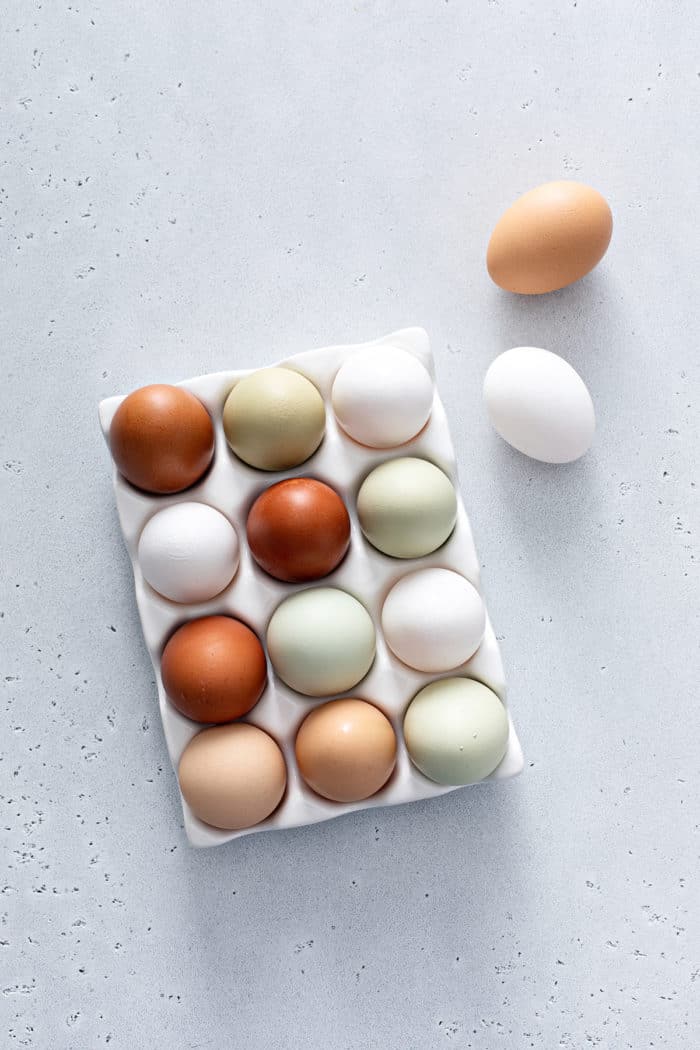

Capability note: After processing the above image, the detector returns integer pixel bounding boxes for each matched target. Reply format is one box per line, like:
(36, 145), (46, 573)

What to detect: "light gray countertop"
(1, 2), (698, 1047)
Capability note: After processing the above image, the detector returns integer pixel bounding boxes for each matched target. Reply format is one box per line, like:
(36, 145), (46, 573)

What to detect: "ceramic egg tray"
(99, 327), (523, 847)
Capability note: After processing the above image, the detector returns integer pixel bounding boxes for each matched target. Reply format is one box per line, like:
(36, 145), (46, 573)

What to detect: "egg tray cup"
(99, 327), (523, 847)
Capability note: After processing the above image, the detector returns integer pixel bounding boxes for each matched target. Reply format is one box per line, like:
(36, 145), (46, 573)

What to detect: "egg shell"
(403, 678), (509, 786)
(138, 502), (239, 603)
(357, 457), (457, 558)
(178, 723), (286, 830)
(484, 346), (595, 464)
(331, 344), (434, 448)
(109, 384), (215, 494)
(382, 568), (485, 672)
(267, 587), (376, 697)
(222, 367), (325, 470)
(246, 478), (350, 582)
(161, 615), (267, 724)
(487, 181), (613, 294)
(295, 699), (397, 802)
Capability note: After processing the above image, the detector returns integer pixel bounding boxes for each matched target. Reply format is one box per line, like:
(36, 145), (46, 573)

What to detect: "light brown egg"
(295, 699), (397, 803)
(178, 723), (286, 830)
(109, 384), (215, 493)
(486, 181), (613, 294)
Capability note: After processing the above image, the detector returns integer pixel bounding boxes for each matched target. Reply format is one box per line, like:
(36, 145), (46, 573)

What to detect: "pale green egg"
(403, 678), (509, 785)
(267, 587), (376, 697)
(357, 457), (457, 558)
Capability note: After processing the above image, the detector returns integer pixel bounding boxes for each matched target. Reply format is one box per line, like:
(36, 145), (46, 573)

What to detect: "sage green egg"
(267, 587), (376, 697)
(223, 367), (325, 470)
(403, 678), (509, 785)
(357, 457), (457, 558)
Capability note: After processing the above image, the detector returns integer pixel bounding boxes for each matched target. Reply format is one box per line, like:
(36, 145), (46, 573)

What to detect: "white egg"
(382, 568), (485, 672)
(483, 347), (595, 463)
(331, 345), (434, 448)
(138, 502), (239, 603)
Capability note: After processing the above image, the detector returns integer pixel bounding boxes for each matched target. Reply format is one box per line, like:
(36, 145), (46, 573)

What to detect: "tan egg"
(295, 699), (397, 803)
(178, 723), (286, 830)
(486, 181), (613, 294)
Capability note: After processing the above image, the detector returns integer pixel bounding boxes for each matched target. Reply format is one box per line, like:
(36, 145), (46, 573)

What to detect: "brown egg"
(246, 478), (350, 582)
(295, 699), (397, 803)
(486, 181), (613, 294)
(179, 723), (286, 830)
(109, 384), (215, 493)
(161, 616), (267, 724)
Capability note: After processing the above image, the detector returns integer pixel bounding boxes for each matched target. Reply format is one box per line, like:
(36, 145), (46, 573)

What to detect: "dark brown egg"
(161, 616), (267, 724)
(246, 478), (350, 582)
(109, 384), (215, 494)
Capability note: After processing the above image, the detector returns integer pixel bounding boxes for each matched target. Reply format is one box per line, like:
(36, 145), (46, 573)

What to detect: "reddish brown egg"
(246, 478), (351, 582)
(161, 616), (267, 724)
(109, 384), (215, 494)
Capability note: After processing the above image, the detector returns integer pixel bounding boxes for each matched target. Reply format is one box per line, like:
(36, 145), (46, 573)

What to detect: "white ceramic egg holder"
(99, 327), (523, 847)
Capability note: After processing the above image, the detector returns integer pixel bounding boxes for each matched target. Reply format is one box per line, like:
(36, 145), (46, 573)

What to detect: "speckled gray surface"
(1, 2), (698, 1047)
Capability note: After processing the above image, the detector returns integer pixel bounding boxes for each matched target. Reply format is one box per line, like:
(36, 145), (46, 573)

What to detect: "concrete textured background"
(1, 2), (698, 1047)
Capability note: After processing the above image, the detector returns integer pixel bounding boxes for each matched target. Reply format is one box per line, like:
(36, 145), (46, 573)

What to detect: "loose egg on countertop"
(161, 615), (267, 724)
(487, 181), (613, 294)
(357, 457), (457, 558)
(247, 478), (350, 582)
(331, 345), (434, 448)
(179, 723), (286, 830)
(484, 346), (595, 463)
(109, 384), (215, 494)
(382, 568), (485, 672)
(138, 502), (239, 603)
(223, 367), (325, 471)
(295, 699), (397, 802)
(267, 587), (376, 697)
(403, 678), (509, 786)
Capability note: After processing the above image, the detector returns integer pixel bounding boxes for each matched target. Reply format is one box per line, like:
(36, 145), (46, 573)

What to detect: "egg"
(357, 457), (457, 558)
(403, 678), (509, 785)
(484, 347), (595, 463)
(178, 723), (286, 830)
(109, 384), (215, 494)
(223, 367), (325, 470)
(246, 478), (350, 582)
(331, 345), (434, 448)
(161, 616), (267, 723)
(138, 502), (239, 603)
(267, 587), (375, 697)
(487, 181), (613, 294)
(295, 699), (397, 802)
(382, 568), (485, 672)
